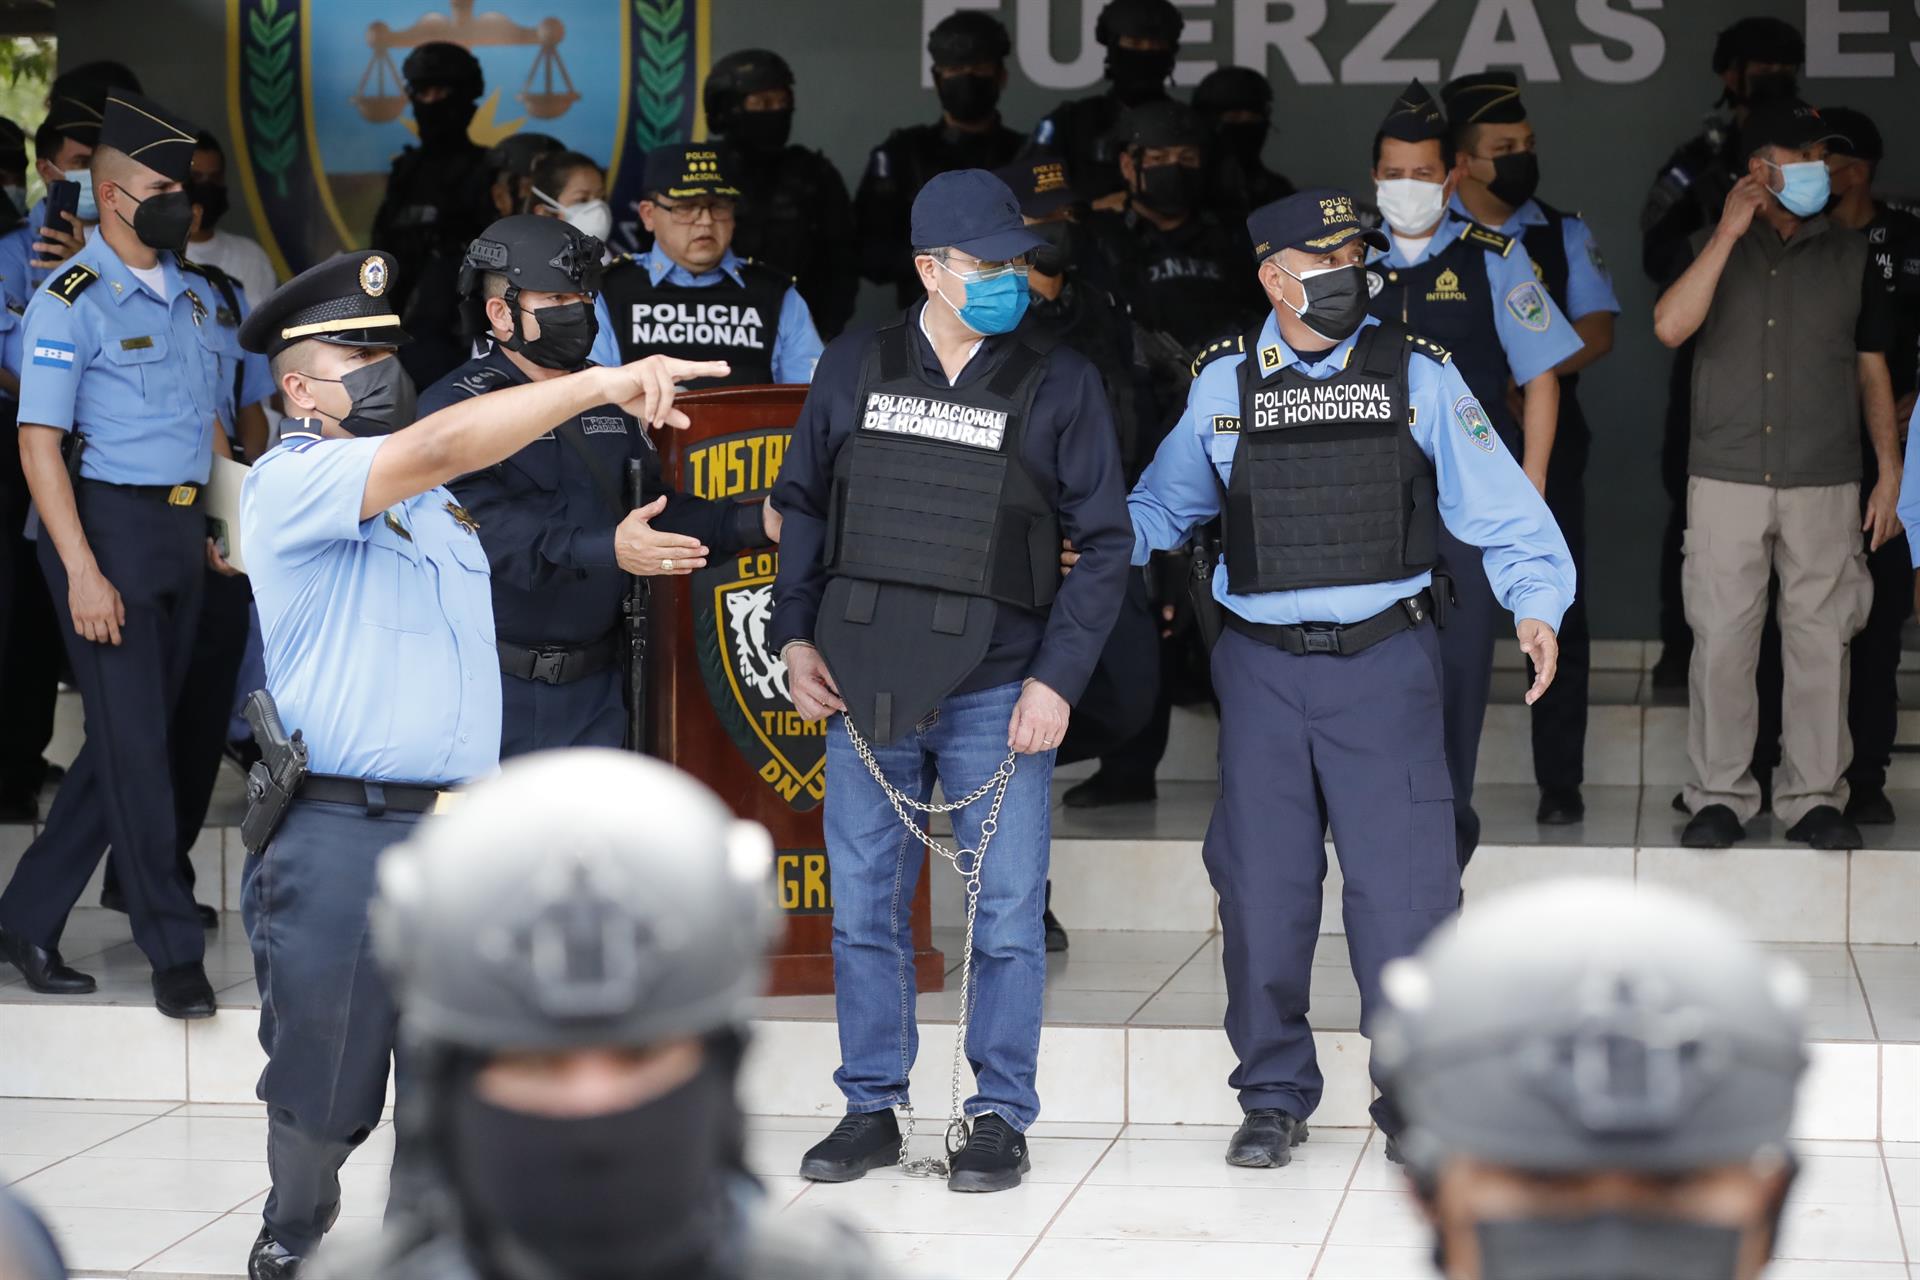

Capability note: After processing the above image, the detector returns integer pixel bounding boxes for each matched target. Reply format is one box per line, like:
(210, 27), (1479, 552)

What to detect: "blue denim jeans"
(823, 680), (1053, 1131)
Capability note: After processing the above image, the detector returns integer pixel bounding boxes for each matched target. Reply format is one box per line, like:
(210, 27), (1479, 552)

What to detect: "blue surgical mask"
(934, 257), (1030, 336)
(66, 169), (96, 222)
(1766, 159), (1830, 218)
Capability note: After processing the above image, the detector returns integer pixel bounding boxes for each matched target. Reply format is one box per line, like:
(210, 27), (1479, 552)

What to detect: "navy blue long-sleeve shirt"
(769, 302), (1132, 704)
(422, 346), (763, 648)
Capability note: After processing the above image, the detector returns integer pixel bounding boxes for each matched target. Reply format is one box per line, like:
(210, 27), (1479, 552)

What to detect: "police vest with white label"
(1219, 319), (1443, 595)
(1369, 225), (1522, 454)
(598, 255), (788, 387)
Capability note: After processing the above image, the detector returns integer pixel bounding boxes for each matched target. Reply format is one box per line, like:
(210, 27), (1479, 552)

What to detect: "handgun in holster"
(241, 689), (308, 855)
(60, 431), (86, 487)
(1185, 528), (1225, 652)
(1429, 569), (1454, 630)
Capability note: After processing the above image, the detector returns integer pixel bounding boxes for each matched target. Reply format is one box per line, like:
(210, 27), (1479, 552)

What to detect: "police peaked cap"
(238, 251), (410, 356)
(1118, 98), (1208, 151)
(1248, 187), (1388, 262)
(403, 41), (484, 100)
(44, 60), (144, 145)
(1193, 66), (1273, 117)
(99, 91), (200, 185)
(1442, 71), (1527, 125)
(929, 10), (1012, 67)
(1095, 0), (1184, 47)
(643, 143), (741, 201)
(1712, 16), (1804, 73)
(461, 214), (605, 300)
(1378, 78), (1448, 144)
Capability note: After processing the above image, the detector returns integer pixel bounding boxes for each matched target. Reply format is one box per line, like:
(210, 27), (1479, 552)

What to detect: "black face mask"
(1029, 220), (1076, 277)
(117, 188), (194, 255)
(411, 95), (476, 145)
(1105, 46), (1174, 105)
(1741, 70), (1798, 106)
(1135, 162), (1202, 218)
(1486, 151), (1540, 208)
(508, 298), (599, 370)
(1217, 120), (1270, 170)
(728, 108), (793, 156)
(451, 1061), (733, 1280)
(936, 72), (1000, 125)
(189, 180), (229, 231)
(1475, 1213), (1746, 1280)
(303, 356), (418, 437)
(1281, 262), (1370, 344)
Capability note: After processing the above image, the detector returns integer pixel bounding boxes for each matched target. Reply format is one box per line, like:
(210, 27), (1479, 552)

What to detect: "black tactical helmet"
(1193, 66), (1272, 117)
(402, 41), (484, 102)
(1711, 16), (1804, 74)
(1118, 98), (1208, 151)
(1095, 0), (1184, 47)
(703, 49), (795, 135)
(929, 10), (1012, 67)
(458, 213), (604, 336)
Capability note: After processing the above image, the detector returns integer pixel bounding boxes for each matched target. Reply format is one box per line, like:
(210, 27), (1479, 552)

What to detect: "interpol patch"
(31, 340), (75, 368)
(580, 415), (627, 436)
(1456, 395), (1496, 452)
(1505, 281), (1550, 332)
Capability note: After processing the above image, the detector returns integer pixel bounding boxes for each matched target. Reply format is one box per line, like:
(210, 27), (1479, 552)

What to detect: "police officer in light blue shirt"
(1128, 188), (1572, 1173)
(1364, 79), (1582, 870)
(0, 90), (231, 1020)
(589, 143), (822, 383)
(232, 248), (727, 1278)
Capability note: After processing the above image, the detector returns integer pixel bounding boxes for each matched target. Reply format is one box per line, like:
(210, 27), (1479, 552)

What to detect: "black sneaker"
(1061, 772), (1155, 809)
(1043, 880), (1067, 953)
(948, 1112), (1030, 1193)
(1535, 787), (1585, 825)
(248, 1226), (301, 1279)
(798, 1109), (900, 1182)
(1785, 805), (1862, 850)
(1681, 804), (1745, 849)
(1225, 1109), (1309, 1168)
(1846, 785), (1896, 826)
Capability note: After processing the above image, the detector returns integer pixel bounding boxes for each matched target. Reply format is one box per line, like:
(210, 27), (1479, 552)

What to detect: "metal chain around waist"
(843, 716), (1017, 1178)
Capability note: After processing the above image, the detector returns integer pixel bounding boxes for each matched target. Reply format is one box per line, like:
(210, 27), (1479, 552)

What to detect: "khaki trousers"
(1682, 477), (1872, 825)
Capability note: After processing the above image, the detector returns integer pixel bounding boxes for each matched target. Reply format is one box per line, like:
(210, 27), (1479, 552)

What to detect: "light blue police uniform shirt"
(1369, 211), (1583, 385)
(1449, 194), (1620, 321)
(1128, 312), (1575, 630)
(241, 427), (502, 785)
(18, 235), (221, 485)
(196, 274), (272, 431)
(1900, 399), (1920, 568)
(589, 244), (823, 381)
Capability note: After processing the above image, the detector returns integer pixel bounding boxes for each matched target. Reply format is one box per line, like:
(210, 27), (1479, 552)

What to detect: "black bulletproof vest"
(1225, 321), (1438, 594)
(598, 257), (787, 386)
(1371, 233), (1520, 453)
(827, 321), (1059, 611)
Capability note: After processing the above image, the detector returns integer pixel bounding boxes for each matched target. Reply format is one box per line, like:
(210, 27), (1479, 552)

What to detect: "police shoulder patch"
(1464, 225), (1515, 258)
(47, 263), (98, 306)
(1190, 334), (1244, 378)
(1406, 333), (1451, 364)
(450, 367), (509, 399)
(1504, 280), (1551, 333)
(1455, 395), (1496, 453)
(1211, 414), (1241, 434)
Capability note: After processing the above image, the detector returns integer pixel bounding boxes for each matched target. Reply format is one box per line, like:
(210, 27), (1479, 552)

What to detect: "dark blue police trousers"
(498, 666), (625, 758)
(1435, 526), (1500, 868)
(0, 485), (207, 968)
(1204, 623), (1457, 1129)
(243, 797), (419, 1256)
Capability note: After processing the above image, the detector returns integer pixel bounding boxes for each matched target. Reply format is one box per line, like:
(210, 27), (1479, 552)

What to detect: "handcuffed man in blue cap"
(770, 167), (1130, 1192)
(1128, 188), (1573, 1171)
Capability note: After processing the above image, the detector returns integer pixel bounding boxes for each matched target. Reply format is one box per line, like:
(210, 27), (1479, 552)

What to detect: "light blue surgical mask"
(65, 169), (96, 222)
(934, 256), (1030, 336)
(1765, 158), (1830, 218)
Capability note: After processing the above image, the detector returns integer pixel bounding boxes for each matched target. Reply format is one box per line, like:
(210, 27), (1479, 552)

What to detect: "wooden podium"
(646, 386), (945, 996)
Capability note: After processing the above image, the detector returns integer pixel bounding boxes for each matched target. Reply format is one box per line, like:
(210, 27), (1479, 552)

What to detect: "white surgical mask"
(534, 185), (613, 243)
(1374, 178), (1447, 236)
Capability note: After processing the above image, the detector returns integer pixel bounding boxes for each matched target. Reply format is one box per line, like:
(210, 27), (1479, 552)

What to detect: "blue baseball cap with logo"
(1247, 187), (1390, 263)
(910, 168), (1046, 261)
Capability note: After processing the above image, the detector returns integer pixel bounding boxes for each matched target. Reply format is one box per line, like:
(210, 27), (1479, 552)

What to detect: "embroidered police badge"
(1505, 280), (1550, 332)
(1456, 395), (1496, 452)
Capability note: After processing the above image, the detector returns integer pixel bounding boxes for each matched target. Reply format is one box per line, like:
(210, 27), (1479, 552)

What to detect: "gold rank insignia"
(185, 288), (207, 325)
(383, 510), (413, 542)
(444, 501), (480, 534)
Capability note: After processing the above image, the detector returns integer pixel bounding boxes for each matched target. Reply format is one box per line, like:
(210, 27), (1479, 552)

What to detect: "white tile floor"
(5, 1103), (1916, 1279)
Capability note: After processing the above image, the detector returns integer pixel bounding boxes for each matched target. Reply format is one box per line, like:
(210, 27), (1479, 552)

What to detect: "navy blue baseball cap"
(1247, 187), (1388, 263)
(910, 168), (1045, 260)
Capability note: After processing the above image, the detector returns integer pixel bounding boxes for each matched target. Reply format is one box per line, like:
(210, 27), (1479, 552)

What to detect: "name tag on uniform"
(120, 336), (154, 351)
(1211, 414), (1241, 434)
(580, 415), (626, 436)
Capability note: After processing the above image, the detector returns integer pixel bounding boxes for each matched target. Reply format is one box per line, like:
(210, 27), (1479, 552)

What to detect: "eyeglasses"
(652, 199), (736, 225)
(931, 251), (1030, 282)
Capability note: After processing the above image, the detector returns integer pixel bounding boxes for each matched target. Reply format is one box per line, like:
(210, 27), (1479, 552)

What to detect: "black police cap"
(239, 251), (409, 356)
(44, 83), (111, 145)
(1378, 79), (1447, 144)
(1442, 71), (1526, 126)
(99, 91), (200, 185)
(403, 41), (483, 100)
(1096, 0), (1183, 47)
(1247, 187), (1388, 263)
(1712, 16), (1804, 73)
(1119, 98), (1207, 150)
(995, 151), (1080, 218)
(52, 61), (142, 98)
(1819, 106), (1883, 165)
(461, 214), (605, 300)
(1741, 98), (1839, 156)
(929, 10), (1011, 67)
(1193, 66), (1272, 117)
(643, 143), (740, 201)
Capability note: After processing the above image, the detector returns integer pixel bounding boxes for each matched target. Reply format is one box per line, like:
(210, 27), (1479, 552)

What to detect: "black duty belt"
(79, 478), (201, 507)
(298, 774), (447, 815)
(1226, 589), (1434, 658)
(497, 631), (619, 685)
